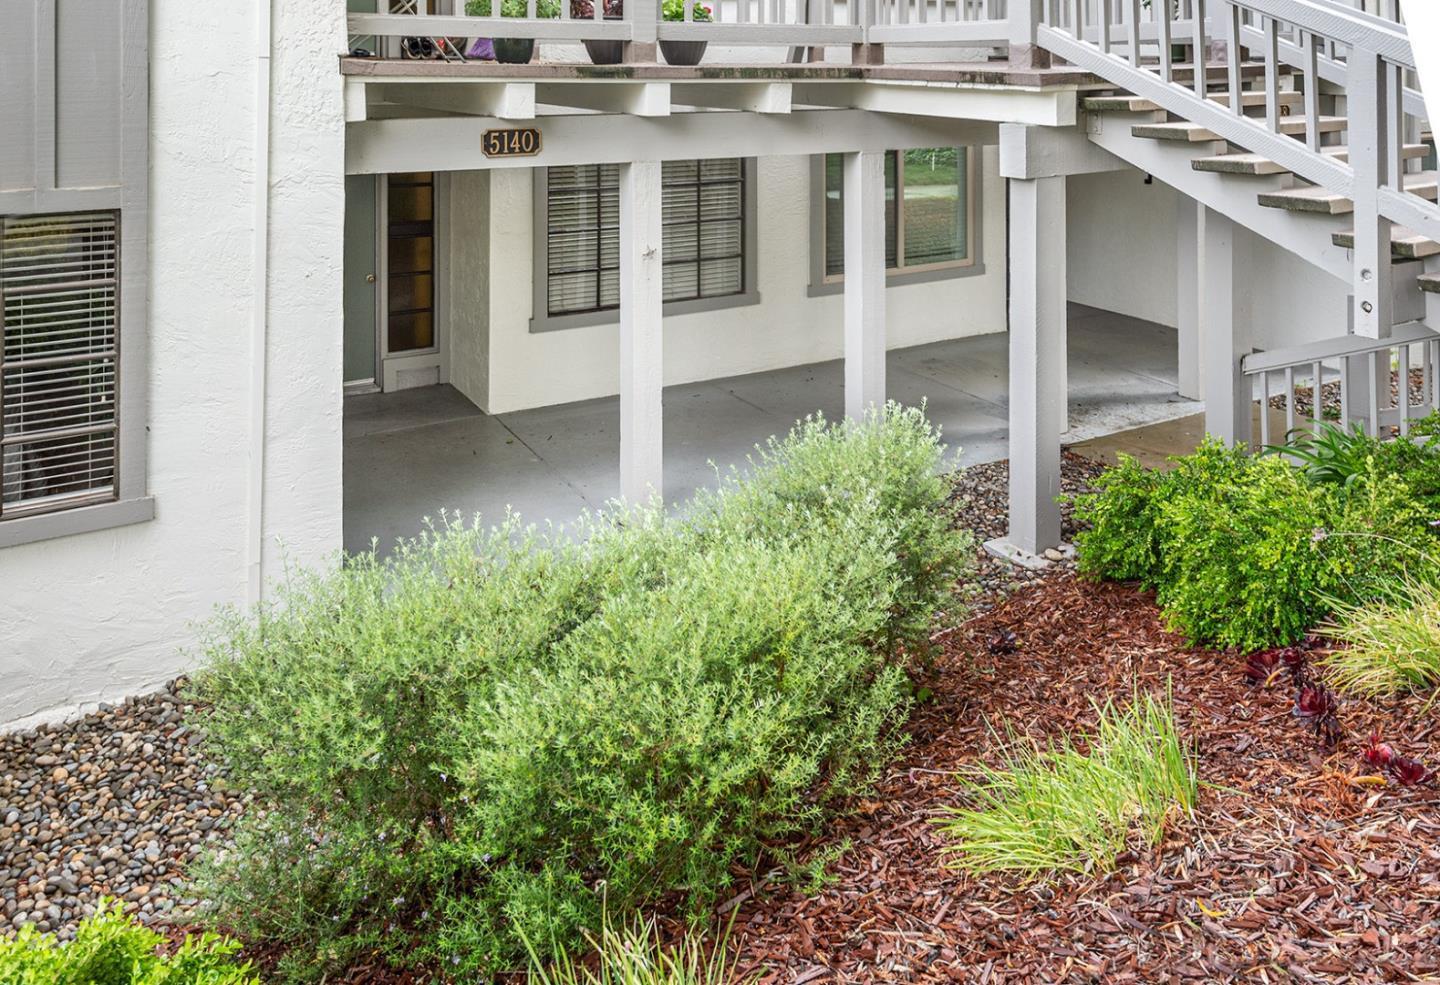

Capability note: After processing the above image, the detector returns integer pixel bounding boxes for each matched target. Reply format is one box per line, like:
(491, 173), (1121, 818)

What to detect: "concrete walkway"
(343, 303), (1201, 554)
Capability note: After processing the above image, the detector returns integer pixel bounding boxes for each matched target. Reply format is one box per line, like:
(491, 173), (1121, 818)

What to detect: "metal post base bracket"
(982, 538), (1075, 571)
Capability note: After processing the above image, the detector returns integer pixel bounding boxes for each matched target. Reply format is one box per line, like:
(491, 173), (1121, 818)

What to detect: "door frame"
(377, 171), (450, 391)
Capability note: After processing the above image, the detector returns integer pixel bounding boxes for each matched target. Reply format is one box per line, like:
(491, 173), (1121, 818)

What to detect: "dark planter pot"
(659, 39), (707, 66)
(494, 38), (535, 64)
(584, 39), (625, 64)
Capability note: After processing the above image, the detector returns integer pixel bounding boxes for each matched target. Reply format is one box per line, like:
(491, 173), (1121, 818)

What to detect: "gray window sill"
(0, 496), (156, 550)
(807, 262), (986, 298)
(530, 290), (763, 334)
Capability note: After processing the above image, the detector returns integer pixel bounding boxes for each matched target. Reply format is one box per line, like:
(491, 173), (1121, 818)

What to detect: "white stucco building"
(1, 0), (1436, 725)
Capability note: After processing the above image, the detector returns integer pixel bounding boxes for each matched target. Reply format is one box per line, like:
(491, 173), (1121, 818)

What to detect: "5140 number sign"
(482, 128), (542, 158)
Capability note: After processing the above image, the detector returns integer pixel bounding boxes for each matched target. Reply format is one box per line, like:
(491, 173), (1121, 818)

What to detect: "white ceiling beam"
(792, 82), (1078, 127)
(347, 110), (1000, 174)
(998, 121), (1125, 179)
(673, 83), (792, 115)
(536, 82), (671, 118)
(373, 82), (536, 120)
(344, 80), (368, 123)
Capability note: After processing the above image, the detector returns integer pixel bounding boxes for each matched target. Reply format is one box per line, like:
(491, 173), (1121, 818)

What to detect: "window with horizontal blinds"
(546, 160), (746, 317)
(0, 212), (120, 520)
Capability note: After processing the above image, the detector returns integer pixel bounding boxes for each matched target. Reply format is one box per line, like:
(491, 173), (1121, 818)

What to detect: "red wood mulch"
(719, 575), (1440, 984)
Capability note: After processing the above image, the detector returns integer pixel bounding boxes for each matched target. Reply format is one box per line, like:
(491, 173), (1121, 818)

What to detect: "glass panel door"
(386, 172), (436, 353)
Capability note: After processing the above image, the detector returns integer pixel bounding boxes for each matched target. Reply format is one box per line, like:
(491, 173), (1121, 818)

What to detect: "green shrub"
(190, 405), (971, 981)
(0, 900), (258, 985)
(1071, 438), (1435, 651)
(1269, 413), (1440, 512)
(1322, 573), (1440, 698)
(937, 690), (1196, 877)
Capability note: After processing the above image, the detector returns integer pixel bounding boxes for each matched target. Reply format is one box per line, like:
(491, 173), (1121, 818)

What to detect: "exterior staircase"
(1033, 0), (1440, 438)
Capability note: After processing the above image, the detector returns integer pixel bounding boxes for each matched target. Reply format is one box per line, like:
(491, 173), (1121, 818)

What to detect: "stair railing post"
(1008, 0), (1052, 67)
(1347, 45), (1394, 341)
(1193, 0), (1208, 97)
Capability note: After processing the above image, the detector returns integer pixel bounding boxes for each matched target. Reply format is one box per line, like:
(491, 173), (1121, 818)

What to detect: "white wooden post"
(844, 150), (886, 421)
(1348, 48), (1394, 339)
(999, 175), (1067, 560)
(619, 160), (664, 502)
(1201, 206), (1250, 447)
(1176, 198), (1202, 400)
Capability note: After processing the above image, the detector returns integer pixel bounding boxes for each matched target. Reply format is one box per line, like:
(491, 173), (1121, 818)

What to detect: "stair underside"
(1331, 227), (1440, 260)
(1192, 143), (1429, 175)
(1258, 171), (1440, 215)
(1132, 116), (1346, 142)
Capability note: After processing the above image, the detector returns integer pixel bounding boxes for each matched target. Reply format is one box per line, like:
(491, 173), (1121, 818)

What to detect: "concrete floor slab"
(344, 307), (1204, 554)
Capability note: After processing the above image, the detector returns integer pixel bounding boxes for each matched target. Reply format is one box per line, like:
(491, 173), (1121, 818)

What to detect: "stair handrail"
(1038, 0), (1437, 336)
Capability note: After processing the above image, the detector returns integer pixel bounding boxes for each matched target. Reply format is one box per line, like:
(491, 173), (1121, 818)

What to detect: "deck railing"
(1244, 322), (1440, 443)
(347, 0), (1020, 60)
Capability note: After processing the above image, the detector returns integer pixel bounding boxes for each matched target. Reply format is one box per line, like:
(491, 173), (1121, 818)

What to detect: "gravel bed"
(1267, 367), (1428, 426)
(0, 680), (245, 939)
(0, 451), (1112, 950)
(945, 450), (1108, 610)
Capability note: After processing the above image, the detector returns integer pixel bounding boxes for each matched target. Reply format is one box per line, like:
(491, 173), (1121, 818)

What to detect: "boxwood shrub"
(1071, 438), (1434, 651)
(189, 405), (971, 981)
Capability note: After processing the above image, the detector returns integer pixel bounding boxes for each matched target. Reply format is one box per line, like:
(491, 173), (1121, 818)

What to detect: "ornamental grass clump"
(189, 404), (971, 982)
(937, 691), (1196, 877)
(1322, 574), (1440, 698)
(522, 915), (745, 985)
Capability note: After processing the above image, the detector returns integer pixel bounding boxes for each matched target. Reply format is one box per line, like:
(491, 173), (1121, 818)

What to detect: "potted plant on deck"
(464, 0), (561, 64)
(572, 0), (625, 64)
(660, 0), (712, 66)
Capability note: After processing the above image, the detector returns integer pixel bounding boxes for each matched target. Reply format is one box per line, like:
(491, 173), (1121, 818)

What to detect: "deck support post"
(844, 150), (887, 421)
(996, 174), (1067, 562)
(618, 160), (664, 502)
(1176, 198), (1202, 400)
(1201, 206), (1250, 448)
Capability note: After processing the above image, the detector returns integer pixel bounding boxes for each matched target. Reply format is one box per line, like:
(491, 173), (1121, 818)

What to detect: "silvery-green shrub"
(190, 404), (971, 980)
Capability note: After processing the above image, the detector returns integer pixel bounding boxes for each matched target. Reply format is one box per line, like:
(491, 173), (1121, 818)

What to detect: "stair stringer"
(1083, 111), (1353, 284)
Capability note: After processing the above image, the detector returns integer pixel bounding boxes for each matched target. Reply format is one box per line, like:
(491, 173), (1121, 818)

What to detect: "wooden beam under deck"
(347, 110), (1001, 175)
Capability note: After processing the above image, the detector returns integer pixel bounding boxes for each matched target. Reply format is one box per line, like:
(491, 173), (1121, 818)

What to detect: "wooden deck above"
(339, 56), (1101, 90)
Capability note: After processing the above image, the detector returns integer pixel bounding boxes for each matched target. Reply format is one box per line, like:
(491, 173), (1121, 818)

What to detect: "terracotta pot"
(583, 39), (625, 64)
(493, 38), (535, 63)
(659, 39), (706, 66)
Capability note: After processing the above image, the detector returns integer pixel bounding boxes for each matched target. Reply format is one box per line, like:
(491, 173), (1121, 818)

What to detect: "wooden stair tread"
(1133, 115), (1345, 143)
(1132, 120), (1221, 141)
(1331, 227), (1440, 260)
(1420, 272), (1440, 295)
(1192, 143), (1428, 175)
(1257, 171), (1439, 215)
